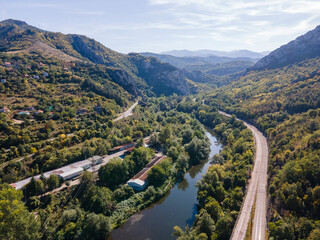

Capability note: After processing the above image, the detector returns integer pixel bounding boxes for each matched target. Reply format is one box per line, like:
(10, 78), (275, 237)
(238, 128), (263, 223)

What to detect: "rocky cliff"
(250, 25), (320, 71)
(128, 53), (190, 96)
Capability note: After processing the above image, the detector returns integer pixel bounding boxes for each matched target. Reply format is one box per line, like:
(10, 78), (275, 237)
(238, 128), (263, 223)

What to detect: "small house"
(0, 107), (10, 113)
(17, 111), (30, 115)
(33, 75), (39, 79)
(25, 106), (35, 111)
(43, 72), (49, 77)
(0, 79), (6, 83)
(127, 179), (147, 191)
(35, 110), (44, 114)
(4, 62), (11, 66)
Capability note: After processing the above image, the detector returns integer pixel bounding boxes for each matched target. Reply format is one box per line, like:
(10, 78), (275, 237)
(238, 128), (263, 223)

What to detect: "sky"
(1, 0), (320, 54)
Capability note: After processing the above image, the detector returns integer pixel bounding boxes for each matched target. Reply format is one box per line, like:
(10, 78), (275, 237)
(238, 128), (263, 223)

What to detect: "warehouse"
(127, 155), (167, 191)
(58, 167), (84, 181)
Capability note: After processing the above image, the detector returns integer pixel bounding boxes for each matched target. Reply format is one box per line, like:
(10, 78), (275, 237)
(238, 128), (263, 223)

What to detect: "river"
(108, 130), (221, 240)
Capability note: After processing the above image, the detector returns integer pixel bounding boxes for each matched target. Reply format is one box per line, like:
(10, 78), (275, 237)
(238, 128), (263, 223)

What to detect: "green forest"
(1, 18), (320, 240)
(204, 57), (320, 239)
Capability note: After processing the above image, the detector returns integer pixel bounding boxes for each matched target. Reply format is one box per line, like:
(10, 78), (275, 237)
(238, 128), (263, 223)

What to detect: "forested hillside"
(205, 45), (320, 238)
(0, 19), (190, 97)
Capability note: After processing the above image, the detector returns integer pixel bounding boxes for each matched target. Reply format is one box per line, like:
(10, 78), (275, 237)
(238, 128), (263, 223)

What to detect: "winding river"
(108, 130), (221, 240)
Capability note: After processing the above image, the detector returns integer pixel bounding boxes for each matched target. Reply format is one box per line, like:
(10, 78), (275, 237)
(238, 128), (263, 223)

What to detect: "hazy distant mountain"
(161, 49), (269, 59)
(140, 52), (254, 69)
(140, 52), (255, 88)
(250, 25), (320, 71)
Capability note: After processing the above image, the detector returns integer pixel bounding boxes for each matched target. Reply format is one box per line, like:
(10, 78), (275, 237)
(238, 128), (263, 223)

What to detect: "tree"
(80, 213), (112, 240)
(130, 147), (154, 173)
(82, 185), (115, 216)
(25, 177), (45, 197)
(135, 137), (145, 148)
(173, 226), (207, 240)
(112, 185), (134, 202)
(215, 215), (234, 240)
(150, 133), (161, 149)
(182, 127), (194, 144)
(81, 171), (94, 187)
(167, 146), (179, 161)
(185, 137), (210, 164)
(205, 199), (222, 221)
(47, 174), (60, 190)
(0, 184), (40, 239)
(98, 157), (128, 189)
(176, 153), (190, 174)
(148, 165), (167, 187)
(308, 228), (320, 240)
(195, 210), (215, 238)
(159, 125), (172, 143)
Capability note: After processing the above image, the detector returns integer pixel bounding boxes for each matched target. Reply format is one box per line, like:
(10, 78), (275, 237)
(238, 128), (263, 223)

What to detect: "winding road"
(113, 101), (139, 122)
(218, 111), (268, 240)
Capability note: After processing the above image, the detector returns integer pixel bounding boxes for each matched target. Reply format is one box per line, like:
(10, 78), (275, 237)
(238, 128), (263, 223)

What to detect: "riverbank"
(108, 130), (221, 240)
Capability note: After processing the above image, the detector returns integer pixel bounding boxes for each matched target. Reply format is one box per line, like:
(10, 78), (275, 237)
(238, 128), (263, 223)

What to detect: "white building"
(127, 179), (147, 191)
(87, 156), (103, 166)
(58, 167), (84, 181)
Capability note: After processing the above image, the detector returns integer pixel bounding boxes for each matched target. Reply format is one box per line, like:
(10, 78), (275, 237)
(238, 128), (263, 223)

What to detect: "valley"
(0, 17), (320, 240)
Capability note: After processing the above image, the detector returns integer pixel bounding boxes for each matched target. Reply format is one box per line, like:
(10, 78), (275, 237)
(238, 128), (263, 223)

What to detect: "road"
(218, 111), (268, 240)
(113, 101), (139, 122)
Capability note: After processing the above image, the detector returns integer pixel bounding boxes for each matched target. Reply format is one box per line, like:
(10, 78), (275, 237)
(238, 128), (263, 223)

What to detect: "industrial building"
(127, 155), (167, 191)
(13, 155), (103, 189)
(108, 142), (135, 154)
(58, 168), (84, 181)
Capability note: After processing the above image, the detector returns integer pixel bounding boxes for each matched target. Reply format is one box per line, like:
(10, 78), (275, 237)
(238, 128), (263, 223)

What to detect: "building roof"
(18, 111), (30, 115)
(127, 179), (147, 190)
(14, 155), (103, 189)
(109, 142), (134, 151)
(130, 155), (167, 182)
(58, 167), (83, 178)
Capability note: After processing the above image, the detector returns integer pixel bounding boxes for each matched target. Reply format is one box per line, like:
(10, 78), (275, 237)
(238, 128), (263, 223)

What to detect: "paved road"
(218, 111), (268, 240)
(113, 101), (139, 122)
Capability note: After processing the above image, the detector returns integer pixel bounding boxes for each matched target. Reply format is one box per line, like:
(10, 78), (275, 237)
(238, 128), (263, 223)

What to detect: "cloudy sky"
(1, 0), (320, 53)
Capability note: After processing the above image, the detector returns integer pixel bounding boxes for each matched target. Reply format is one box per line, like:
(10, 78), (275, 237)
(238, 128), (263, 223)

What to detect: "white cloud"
(146, 0), (320, 51)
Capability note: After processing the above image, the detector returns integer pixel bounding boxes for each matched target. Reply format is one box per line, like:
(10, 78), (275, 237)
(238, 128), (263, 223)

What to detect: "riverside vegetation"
(1, 18), (320, 240)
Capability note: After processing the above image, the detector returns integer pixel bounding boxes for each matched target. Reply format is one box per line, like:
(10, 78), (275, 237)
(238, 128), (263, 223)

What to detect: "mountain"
(250, 25), (320, 71)
(0, 19), (190, 97)
(160, 49), (269, 59)
(140, 52), (254, 68)
(203, 26), (320, 240)
(140, 52), (255, 88)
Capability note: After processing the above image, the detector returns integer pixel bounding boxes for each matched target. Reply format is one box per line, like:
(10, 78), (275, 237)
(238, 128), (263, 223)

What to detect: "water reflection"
(177, 178), (189, 191)
(109, 131), (221, 240)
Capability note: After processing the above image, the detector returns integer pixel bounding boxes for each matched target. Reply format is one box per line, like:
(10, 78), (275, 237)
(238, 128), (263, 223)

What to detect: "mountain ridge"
(160, 49), (269, 59)
(0, 19), (190, 97)
(249, 25), (320, 71)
